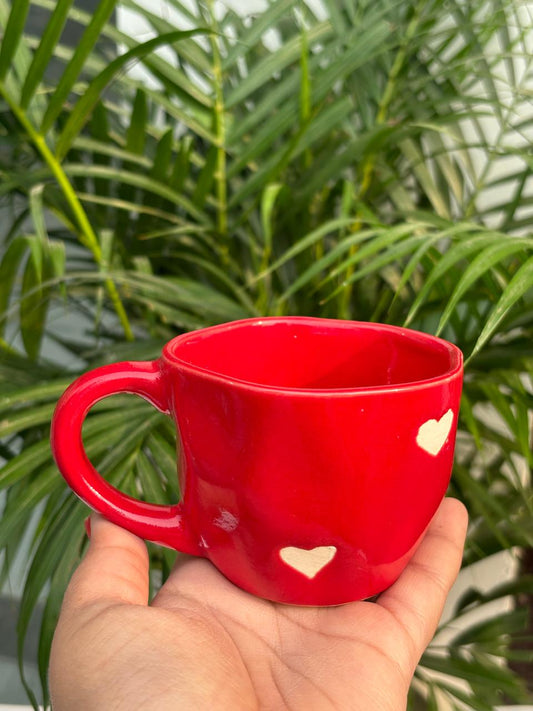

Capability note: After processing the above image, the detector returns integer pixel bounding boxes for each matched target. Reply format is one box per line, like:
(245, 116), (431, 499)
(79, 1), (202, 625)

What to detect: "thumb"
(61, 514), (150, 614)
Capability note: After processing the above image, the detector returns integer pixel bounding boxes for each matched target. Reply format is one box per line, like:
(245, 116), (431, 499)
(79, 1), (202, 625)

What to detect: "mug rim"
(162, 316), (463, 396)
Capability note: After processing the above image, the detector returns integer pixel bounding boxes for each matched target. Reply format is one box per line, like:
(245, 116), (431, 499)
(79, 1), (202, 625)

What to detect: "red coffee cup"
(51, 317), (463, 605)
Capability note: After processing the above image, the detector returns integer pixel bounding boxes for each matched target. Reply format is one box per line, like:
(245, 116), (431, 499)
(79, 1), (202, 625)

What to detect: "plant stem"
(364, 2), (425, 192)
(0, 82), (134, 341)
(339, 2), (425, 319)
(208, 4), (228, 247)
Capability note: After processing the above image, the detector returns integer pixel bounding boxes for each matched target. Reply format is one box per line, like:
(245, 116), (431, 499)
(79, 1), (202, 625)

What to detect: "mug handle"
(50, 360), (201, 555)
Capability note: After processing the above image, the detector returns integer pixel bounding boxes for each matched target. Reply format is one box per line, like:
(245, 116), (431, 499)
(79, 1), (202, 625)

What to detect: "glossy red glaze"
(51, 317), (463, 605)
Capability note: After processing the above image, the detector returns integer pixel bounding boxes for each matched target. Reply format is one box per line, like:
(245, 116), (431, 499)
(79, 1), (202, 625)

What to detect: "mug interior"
(165, 318), (462, 391)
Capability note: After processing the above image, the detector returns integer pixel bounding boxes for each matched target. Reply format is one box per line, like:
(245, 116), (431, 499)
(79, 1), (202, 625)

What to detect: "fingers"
(60, 514), (150, 615)
(377, 498), (468, 668)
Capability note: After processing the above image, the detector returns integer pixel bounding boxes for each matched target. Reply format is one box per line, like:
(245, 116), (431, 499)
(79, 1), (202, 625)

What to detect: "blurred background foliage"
(0, 0), (532, 707)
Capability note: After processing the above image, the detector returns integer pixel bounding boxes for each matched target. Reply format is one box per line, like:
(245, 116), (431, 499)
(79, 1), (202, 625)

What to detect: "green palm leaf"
(437, 238), (533, 335)
(470, 255), (533, 360)
(56, 29), (210, 160)
(40, 0), (118, 133)
(0, 0), (31, 81)
(19, 0), (74, 108)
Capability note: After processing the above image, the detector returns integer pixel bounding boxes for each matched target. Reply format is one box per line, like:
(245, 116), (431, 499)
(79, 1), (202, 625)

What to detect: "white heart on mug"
(279, 545), (337, 578)
(416, 409), (454, 456)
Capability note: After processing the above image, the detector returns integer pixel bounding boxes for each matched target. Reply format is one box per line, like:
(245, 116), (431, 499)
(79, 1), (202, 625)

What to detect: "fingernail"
(84, 516), (91, 539)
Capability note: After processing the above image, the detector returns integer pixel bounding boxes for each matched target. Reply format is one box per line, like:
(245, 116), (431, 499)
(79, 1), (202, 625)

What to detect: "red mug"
(51, 317), (463, 605)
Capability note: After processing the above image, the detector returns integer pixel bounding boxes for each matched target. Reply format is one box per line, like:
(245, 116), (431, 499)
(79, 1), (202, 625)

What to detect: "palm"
(152, 559), (411, 710)
(50, 499), (467, 711)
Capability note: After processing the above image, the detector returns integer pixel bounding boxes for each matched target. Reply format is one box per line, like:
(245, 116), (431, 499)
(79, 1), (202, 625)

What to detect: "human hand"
(49, 498), (467, 711)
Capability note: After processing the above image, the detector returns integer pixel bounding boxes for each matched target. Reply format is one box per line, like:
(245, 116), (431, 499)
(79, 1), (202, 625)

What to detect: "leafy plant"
(0, 0), (532, 707)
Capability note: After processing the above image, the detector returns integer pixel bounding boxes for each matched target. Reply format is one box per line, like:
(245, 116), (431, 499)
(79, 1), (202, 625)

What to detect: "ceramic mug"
(51, 317), (463, 605)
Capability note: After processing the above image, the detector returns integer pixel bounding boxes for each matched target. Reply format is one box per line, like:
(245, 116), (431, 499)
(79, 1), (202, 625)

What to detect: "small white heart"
(279, 545), (337, 579)
(416, 409), (454, 456)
